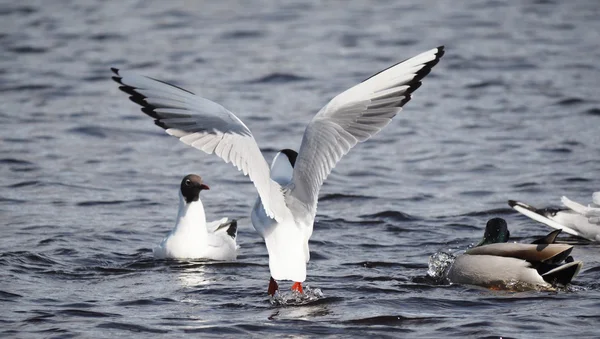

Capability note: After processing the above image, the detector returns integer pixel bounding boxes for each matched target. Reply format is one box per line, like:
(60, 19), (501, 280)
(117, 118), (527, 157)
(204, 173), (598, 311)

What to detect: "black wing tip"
(111, 67), (123, 84)
(110, 70), (166, 123)
(508, 200), (546, 215)
(362, 45), (446, 84)
(410, 46), (445, 82)
(509, 200), (568, 219)
(392, 46), (445, 107)
(112, 76), (124, 85)
(398, 95), (411, 107)
(409, 80), (423, 92)
(508, 199), (535, 211)
(154, 120), (168, 129)
(226, 219), (238, 239)
(118, 85), (138, 96)
(435, 45), (445, 57)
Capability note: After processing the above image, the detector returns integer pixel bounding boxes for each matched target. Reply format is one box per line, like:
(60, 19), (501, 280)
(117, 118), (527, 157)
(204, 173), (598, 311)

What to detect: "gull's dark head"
(279, 149), (298, 168)
(180, 174), (209, 203)
(270, 149), (298, 185)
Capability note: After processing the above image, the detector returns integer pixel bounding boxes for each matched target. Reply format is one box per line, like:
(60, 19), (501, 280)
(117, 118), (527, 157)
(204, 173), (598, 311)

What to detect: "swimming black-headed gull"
(153, 174), (238, 260)
(112, 46), (445, 295)
(509, 192), (600, 242)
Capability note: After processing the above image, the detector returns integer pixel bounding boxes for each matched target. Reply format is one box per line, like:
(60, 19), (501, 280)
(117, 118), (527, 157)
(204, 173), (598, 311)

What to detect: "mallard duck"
(447, 218), (583, 290)
(509, 192), (600, 242)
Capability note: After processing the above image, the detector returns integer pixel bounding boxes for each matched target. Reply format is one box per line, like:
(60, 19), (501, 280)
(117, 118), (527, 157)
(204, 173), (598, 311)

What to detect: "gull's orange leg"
(268, 277), (279, 296)
(291, 282), (303, 294)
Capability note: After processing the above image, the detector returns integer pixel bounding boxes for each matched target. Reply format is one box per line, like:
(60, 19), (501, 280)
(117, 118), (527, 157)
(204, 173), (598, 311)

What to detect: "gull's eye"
(185, 179), (192, 186)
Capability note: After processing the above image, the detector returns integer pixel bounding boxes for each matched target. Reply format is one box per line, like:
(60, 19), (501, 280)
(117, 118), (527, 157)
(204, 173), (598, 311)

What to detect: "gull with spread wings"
(112, 46), (445, 295)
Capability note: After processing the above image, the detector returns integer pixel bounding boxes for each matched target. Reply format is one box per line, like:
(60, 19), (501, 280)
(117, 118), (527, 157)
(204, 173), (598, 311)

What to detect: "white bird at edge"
(509, 192), (600, 242)
(153, 174), (238, 260)
(112, 46), (445, 296)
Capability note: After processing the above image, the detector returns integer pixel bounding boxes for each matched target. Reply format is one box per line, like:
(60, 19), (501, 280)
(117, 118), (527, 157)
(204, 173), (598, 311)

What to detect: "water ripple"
(96, 322), (169, 334)
(344, 315), (442, 326)
(57, 309), (120, 318)
(359, 210), (418, 221)
(246, 73), (310, 84)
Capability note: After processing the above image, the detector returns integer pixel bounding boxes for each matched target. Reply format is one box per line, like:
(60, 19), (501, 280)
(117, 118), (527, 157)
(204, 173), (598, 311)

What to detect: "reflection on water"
(268, 301), (333, 321)
(176, 265), (211, 289)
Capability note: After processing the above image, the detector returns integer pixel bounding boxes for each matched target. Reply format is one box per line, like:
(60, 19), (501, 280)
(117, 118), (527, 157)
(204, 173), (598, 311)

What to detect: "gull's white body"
(251, 152), (312, 282)
(153, 192), (237, 260)
(112, 46), (444, 282)
(510, 192), (600, 242)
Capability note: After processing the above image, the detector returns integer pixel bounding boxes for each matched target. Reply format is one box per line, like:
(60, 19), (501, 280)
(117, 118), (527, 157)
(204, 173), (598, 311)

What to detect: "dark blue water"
(2, 0), (600, 337)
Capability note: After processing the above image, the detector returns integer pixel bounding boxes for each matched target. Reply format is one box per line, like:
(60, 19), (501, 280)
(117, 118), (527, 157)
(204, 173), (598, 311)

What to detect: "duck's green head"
(477, 218), (510, 246)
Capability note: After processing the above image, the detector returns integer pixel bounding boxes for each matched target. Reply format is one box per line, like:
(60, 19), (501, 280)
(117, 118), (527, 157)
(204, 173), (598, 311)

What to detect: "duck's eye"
(185, 179), (192, 186)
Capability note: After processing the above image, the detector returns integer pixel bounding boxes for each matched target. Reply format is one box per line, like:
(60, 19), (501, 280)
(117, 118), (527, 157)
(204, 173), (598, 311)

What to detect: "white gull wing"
(508, 200), (581, 236)
(207, 217), (230, 233)
(111, 69), (288, 222)
(289, 47), (445, 213)
(561, 195), (600, 225)
(592, 192), (600, 206)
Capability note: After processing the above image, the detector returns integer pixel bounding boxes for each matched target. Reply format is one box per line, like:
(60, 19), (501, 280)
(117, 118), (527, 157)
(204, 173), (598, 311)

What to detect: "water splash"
(269, 286), (324, 306)
(427, 251), (456, 282)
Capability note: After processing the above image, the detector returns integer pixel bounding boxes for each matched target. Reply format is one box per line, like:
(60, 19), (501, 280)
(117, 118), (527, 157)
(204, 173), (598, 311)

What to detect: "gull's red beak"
(200, 184), (210, 190)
